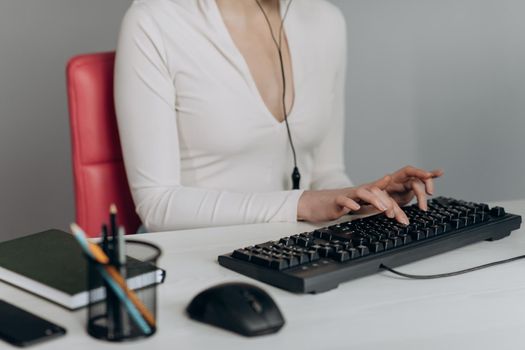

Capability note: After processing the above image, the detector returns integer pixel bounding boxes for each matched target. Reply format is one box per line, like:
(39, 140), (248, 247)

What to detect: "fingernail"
(403, 219), (410, 225)
(380, 204), (388, 211)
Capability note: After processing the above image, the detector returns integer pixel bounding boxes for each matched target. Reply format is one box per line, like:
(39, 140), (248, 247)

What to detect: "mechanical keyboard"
(218, 197), (522, 293)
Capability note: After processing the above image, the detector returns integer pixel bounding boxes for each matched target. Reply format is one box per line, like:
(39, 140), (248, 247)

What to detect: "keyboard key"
(251, 254), (272, 267)
(290, 234), (303, 244)
(433, 225), (444, 235)
(368, 241), (384, 253)
(347, 248), (360, 259)
(469, 214), (479, 224)
(313, 228), (332, 240)
(296, 237), (311, 247)
(356, 245), (370, 256)
(450, 218), (466, 229)
(389, 236), (403, 247)
(328, 223), (353, 235)
(255, 241), (275, 249)
(338, 241), (352, 250)
(311, 243), (322, 249)
(411, 230), (426, 241)
(352, 236), (367, 246)
(284, 255), (299, 267)
(270, 259), (289, 270)
(490, 206), (506, 217)
(441, 222), (452, 233)
(414, 218), (428, 228)
(398, 233), (412, 245)
(279, 237), (292, 246)
(293, 253), (309, 264)
(380, 239), (394, 250)
(232, 249), (252, 261)
(332, 250), (350, 262)
(319, 246), (334, 258)
(369, 231), (387, 241)
(419, 227), (432, 238)
(306, 250), (320, 262)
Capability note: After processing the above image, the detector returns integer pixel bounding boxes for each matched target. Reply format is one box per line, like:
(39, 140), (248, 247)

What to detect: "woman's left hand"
(385, 166), (444, 210)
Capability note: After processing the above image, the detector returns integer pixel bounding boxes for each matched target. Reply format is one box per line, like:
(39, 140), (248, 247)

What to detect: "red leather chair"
(66, 52), (141, 237)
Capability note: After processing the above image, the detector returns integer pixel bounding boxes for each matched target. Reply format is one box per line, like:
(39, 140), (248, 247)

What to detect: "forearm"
(133, 186), (304, 232)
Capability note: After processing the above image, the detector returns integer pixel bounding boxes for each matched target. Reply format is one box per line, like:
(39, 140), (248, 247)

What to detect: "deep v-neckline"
(211, 0), (298, 125)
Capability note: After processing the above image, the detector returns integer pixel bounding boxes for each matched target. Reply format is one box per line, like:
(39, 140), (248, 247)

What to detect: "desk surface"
(2, 199), (525, 350)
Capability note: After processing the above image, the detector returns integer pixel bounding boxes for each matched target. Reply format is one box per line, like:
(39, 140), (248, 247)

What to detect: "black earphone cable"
(255, 0), (300, 190)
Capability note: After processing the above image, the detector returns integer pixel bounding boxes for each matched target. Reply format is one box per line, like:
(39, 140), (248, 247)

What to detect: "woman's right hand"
(297, 175), (410, 225)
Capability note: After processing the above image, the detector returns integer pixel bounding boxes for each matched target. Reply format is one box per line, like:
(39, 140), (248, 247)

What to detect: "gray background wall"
(333, 0), (525, 200)
(0, 0), (524, 241)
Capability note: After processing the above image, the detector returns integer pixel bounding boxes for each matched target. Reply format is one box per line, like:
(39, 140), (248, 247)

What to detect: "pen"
(110, 204), (118, 265)
(70, 223), (155, 332)
(118, 226), (126, 266)
(117, 226), (130, 336)
(101, 224), (109, 254)
(109, 204), (121, 335)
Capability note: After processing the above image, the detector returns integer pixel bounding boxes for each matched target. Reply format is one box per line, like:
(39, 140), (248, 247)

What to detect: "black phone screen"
(0, 299), (66, 347)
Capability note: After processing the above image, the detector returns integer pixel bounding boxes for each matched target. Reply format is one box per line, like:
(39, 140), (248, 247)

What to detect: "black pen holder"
(86, 239), (162, 342)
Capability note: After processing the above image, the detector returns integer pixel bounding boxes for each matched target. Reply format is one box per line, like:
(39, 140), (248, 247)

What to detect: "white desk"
(2, 199), (525, 350)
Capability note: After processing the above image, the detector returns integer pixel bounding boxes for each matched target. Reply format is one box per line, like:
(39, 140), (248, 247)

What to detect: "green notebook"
(0, 229), (164, 310)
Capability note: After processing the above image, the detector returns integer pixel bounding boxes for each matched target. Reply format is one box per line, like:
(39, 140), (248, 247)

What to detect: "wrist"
(297, 191), (312, 221)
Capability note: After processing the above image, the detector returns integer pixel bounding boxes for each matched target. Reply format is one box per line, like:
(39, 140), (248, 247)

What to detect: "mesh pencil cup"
(86, 239), (162, 342)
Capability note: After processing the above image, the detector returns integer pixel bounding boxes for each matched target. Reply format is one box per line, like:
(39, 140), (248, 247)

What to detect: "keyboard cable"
(380, 254), (525, 279)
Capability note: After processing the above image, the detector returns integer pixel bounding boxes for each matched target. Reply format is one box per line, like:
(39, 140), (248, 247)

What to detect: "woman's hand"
(298, 175), (410, 225)
(384, 166), (444, 210)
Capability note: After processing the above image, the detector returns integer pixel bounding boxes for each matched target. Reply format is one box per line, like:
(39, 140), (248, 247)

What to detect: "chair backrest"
(66, 52), (141, 237)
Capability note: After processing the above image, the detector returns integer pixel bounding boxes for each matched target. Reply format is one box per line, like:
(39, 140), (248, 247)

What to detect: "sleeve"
(309, 9), (353, 190)
(114, 5), (304, 232)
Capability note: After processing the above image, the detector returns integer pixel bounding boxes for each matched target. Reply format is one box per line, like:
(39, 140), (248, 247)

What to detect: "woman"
(115, 0), (442, 232)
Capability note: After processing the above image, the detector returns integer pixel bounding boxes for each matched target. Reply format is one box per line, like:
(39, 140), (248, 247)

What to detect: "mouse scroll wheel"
(243, 291), (263, 313)
(249, 299), (263, 314)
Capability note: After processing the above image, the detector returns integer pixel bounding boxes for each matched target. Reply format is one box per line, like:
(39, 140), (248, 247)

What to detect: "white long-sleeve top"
(114, 0), (352, 232)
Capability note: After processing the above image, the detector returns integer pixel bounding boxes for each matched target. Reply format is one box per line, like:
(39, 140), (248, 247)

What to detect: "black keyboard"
(218, 197), (522, 293)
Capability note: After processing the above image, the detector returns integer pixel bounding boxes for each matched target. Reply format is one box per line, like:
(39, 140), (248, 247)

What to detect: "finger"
(334, 206), (351, 219)
(384, 182), (405, 193)
(391, 191), (415, 207)
(392, 200), (410, 225)
(425, 168), (444, 194)
(431, 168), (444, 178)
(410, 179), (428, 211)
(423, 177), (434, 195)
(370, 187), (395, 219)
(393, 166), (433, 182)
(335, 195), (361, 212)
(368, 175), (391, 191)
(354, 187), (389, 213)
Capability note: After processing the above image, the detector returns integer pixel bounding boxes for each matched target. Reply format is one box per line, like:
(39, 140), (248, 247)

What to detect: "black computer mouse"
(186, 282), (285, 337)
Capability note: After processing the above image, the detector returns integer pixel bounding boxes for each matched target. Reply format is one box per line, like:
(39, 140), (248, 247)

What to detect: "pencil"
(70, 223), (156, 329)
(97, 265), (152, 335)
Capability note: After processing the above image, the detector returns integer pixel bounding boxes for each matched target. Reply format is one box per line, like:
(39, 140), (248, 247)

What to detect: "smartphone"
(0, 300), (66, 347)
